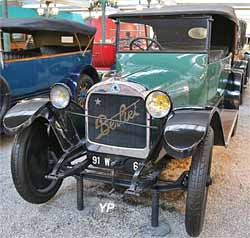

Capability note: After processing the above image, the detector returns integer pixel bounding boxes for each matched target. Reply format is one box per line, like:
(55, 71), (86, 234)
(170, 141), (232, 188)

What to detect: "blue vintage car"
(0, 18), (99, 132)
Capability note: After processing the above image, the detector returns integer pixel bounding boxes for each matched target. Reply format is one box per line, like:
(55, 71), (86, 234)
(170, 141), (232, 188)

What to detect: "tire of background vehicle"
(185, 127), (214, 237)
(11, 120), (62, 204)
(76, 74), (95, 108)
(0, 77), (11, 131)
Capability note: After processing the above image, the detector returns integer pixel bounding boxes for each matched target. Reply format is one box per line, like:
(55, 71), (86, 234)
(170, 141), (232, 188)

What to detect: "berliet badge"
(95, 99), (140, 140)
(111, 83), (120, 93)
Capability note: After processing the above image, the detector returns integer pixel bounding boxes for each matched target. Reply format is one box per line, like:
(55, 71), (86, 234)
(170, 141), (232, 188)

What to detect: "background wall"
(0, 5), (84, 23)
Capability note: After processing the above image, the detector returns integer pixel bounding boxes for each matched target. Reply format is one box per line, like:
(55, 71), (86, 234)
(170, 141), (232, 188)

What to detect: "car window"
(2, 33), (42, 61)
(118, 17), (209, 52)
(118, 22), (156, 51)
(10, 33), (35, 50)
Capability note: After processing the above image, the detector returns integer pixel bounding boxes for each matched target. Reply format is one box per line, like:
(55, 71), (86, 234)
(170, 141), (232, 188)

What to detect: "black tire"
(11, 120), (62, 204)
(185, 127), (214, 237)
(76, 74), (94, 108)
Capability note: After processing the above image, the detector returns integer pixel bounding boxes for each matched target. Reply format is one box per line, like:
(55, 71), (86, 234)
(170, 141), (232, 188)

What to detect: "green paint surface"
(116, 53), (209, 108)
(206, 55), (231, 104)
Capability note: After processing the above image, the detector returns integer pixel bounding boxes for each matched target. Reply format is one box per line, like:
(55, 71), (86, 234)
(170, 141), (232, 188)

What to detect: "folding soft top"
(109, 4), (238, 25)
(0, 18), (96, 36)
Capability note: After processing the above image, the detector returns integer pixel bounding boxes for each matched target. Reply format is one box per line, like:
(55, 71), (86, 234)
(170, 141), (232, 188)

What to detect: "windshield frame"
(115, 15), (212, 54)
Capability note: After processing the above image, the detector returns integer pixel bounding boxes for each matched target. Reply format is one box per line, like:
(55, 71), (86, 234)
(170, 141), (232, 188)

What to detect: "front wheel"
(76, 74), (94, 108)
(11, 120), (62, 204)
(185, 127), (214, 237)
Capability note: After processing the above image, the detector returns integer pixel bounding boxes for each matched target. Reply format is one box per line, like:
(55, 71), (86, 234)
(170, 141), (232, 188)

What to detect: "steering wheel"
(129, 37), (163, 51)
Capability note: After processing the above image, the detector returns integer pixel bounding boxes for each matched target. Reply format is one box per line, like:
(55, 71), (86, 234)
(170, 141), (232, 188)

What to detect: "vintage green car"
(3, 5), (247, 237)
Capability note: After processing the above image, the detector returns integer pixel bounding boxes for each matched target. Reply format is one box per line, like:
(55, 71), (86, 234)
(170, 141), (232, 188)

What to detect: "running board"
(220, 109), (239, 146)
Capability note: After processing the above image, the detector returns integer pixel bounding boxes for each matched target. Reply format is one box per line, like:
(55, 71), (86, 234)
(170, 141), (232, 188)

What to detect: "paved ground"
(0, 87), (249, 238)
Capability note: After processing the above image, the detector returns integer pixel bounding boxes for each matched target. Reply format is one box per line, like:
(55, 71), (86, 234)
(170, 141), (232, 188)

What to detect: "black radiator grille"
(87, 93), (147, 148)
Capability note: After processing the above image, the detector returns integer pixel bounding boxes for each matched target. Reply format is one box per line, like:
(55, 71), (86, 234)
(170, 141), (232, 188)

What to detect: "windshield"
(117, 17), (209, 52)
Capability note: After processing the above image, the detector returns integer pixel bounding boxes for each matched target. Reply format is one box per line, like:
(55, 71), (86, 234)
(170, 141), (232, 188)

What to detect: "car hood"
(117, 53), (207, 89)
(116, 53), (208, 107)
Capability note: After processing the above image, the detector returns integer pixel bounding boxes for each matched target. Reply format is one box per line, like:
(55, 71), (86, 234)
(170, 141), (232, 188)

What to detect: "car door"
(2, 59), (37, 100)
(41, 52), (85, 86)
(207, 53), (232, 104)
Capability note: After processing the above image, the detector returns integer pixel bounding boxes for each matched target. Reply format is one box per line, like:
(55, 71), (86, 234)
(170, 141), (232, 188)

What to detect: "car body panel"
(0, 52), (92, 103)
(207, 55), (232, 104)
(116, 53), (208, 108)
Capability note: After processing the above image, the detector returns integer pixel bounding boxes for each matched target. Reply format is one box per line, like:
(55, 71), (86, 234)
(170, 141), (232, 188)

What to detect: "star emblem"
(94, 98), (101, 106)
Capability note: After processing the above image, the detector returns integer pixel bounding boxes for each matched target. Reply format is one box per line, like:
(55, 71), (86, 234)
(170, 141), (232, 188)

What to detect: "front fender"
(223, 69), (242, 110)
(164, 108), (224, 159)
(3, 98), (50, 134)
(3, 98), (85, 152)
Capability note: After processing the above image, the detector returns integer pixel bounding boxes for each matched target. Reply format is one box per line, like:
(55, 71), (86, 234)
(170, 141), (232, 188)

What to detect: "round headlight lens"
(50, 84), (71, 109)
(146, 91), (172, 118)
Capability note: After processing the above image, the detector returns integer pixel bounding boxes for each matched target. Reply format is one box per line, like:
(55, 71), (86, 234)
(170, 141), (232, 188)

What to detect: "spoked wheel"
(76, 74), (94, 108)
(11, 120), (62, 204)
(185, 127), (214, 237)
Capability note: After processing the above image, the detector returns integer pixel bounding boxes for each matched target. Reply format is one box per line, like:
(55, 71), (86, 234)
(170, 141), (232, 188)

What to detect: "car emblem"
(94, 98), (101, 106)
(111, 84), (120, 93)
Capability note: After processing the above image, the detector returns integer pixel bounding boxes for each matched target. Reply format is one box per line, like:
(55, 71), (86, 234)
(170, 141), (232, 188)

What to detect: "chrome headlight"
(146, 90), (172, 118)
(50, 83), (71, 109)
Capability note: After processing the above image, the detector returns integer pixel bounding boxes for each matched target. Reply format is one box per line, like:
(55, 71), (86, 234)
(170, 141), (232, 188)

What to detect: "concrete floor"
(0, 86), (249, 238)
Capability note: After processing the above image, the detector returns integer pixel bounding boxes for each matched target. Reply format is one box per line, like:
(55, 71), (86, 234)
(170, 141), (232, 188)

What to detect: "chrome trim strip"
(87, 79), (147, 95)
(85, 81), (150, 159)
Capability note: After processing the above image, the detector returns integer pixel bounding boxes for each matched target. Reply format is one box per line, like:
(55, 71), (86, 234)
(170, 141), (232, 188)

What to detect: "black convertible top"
(0, 18), (96, 36)
(109, 4), (238, 25)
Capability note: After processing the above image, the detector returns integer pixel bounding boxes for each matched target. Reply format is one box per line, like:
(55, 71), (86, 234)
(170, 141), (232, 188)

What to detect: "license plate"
(87, 152), (142, 173)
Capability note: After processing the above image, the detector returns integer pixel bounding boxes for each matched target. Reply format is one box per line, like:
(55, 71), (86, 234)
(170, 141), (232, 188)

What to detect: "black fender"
(3, 98), (85, 151)
(163, 108), (225, 159)
(0, 76), (11, 129)
(223, 69), (242, 109)
(244, 53), (250, 84)
(233, 60), (248, 85)
(3, 98), (50, 134)
(80, 65), (100, 84)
